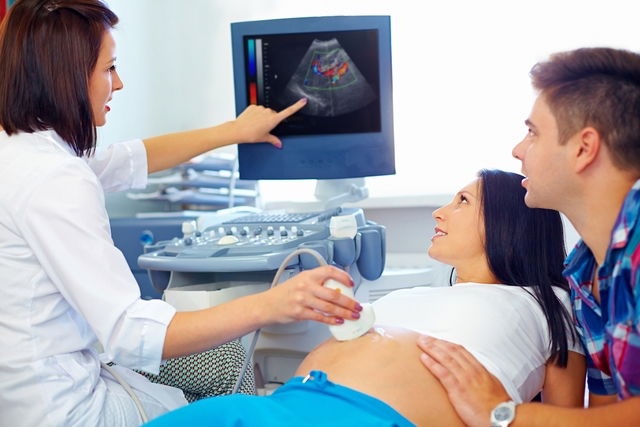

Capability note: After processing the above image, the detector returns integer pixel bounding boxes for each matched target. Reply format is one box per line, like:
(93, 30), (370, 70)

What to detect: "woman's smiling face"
(428, 178), (486, 270)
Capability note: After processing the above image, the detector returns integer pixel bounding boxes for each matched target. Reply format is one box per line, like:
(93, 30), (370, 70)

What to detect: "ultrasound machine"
(137, 16), (435, 390)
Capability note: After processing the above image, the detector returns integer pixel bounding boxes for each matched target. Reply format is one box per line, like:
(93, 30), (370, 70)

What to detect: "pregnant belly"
(295, 326), (464, 426)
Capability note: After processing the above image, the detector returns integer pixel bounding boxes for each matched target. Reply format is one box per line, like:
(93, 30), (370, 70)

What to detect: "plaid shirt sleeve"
(586, 355), (617, 395)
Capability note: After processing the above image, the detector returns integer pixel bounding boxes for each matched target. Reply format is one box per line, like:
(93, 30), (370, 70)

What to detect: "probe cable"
(231, 247), (328, 394)
(101, 361), (150, 423)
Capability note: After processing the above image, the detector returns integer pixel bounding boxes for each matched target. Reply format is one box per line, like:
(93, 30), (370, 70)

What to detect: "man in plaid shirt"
(418, 47), (640, 426)
(563, 182), (640, 400)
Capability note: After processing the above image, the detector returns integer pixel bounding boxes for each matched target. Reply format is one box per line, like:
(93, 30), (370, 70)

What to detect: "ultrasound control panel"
(138, 207), (386, 280)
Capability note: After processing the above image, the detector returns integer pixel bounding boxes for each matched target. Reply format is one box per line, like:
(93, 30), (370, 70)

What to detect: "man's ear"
(573, 127), (602, 173)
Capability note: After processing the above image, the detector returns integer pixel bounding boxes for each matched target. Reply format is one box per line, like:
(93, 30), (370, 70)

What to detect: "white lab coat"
(0, 130), (187, 426)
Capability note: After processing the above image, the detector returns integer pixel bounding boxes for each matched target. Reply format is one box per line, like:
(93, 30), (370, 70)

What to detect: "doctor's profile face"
(88, 30), (123, 127)
(428, 178), (485, 268)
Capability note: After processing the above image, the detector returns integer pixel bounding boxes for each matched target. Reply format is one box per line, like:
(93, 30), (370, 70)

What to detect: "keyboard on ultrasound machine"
(223, 208), (341, 225)
(138, 207), (385, 281)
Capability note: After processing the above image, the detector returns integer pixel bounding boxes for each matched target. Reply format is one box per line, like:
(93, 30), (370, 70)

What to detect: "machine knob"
(183, 237), (193, 246)
(139, 230), (154, 246)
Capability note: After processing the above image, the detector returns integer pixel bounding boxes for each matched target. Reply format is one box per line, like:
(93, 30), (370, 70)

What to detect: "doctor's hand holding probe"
(0, 1), (360, 426)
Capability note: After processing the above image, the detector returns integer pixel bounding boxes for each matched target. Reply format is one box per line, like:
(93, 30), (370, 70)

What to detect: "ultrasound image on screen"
(244, 30), (381, 135)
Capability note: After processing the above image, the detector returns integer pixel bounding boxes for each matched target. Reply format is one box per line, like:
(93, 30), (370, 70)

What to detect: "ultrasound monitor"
(230, 16), (395, 188)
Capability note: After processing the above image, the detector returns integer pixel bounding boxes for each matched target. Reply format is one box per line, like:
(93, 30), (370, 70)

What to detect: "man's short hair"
(530, 47), (640, 174)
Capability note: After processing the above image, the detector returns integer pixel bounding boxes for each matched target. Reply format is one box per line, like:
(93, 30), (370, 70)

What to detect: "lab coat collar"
(35, 129), (78, 157)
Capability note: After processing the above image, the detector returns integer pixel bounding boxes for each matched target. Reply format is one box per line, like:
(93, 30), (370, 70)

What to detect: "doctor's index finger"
(277, 97), (308, 120)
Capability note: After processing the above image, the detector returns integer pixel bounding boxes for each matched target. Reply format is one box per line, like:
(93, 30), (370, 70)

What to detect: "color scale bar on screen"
(247, 39), (256, 78)
(246, 38), (264, 105)
(247, 39), (257, 104)
(255, 39), (264, 105)
(249, 82), (257, 105)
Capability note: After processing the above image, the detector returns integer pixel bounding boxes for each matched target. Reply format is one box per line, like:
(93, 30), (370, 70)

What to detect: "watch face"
(494, 406), (512, 421)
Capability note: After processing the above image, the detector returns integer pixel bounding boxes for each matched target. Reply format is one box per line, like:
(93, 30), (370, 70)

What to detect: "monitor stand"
(314, 178), (369, 209)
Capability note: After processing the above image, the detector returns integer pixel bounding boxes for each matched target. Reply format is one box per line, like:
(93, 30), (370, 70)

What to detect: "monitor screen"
(231, 16), (395, 180)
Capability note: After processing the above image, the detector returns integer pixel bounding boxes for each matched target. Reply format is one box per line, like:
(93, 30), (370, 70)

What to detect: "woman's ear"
(573, 127), (601, 173)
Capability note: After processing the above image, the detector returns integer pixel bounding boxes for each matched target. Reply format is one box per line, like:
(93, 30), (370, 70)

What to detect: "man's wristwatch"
(490, 400), (517, 427)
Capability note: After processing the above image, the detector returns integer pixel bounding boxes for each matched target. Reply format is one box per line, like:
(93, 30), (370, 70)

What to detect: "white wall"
(103, 0), (621, 249)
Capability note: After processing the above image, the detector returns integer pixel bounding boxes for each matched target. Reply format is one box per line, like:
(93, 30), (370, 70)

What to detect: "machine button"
(139, 230), (154, 246)
(218, 235), (240, 245)
(182, 220), (197, 236)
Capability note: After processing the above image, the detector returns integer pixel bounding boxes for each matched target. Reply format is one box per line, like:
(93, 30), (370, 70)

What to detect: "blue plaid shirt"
(563, 179), (640, 398)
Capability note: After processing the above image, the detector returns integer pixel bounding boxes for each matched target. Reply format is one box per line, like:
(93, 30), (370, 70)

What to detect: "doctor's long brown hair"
(0, 0), (118, 156)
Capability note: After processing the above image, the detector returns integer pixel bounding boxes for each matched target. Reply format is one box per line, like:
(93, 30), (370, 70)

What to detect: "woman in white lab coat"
(0, 1), (361, 426)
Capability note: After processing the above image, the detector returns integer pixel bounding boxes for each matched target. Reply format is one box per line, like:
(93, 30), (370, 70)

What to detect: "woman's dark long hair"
(478, 169), (575, 367)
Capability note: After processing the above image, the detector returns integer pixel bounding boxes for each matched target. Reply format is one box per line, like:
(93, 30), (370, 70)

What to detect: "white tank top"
(373, 283), (583, 403)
